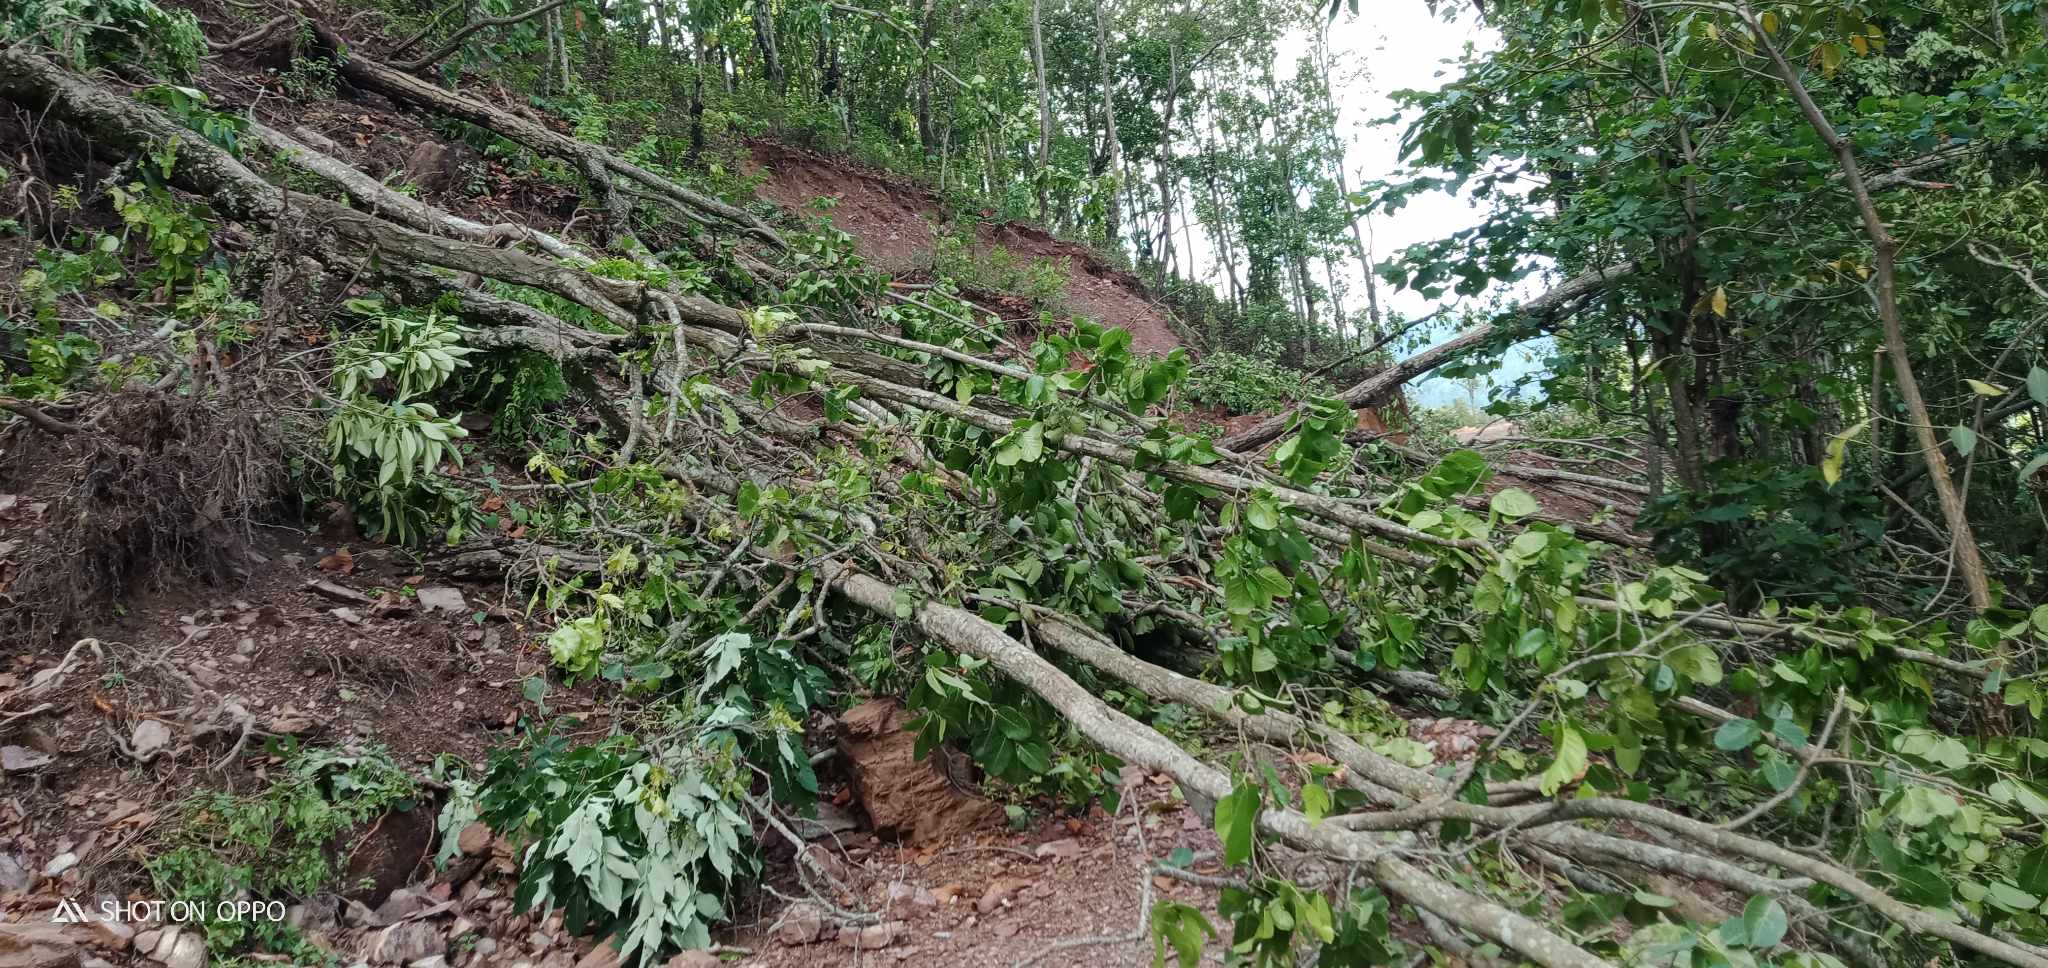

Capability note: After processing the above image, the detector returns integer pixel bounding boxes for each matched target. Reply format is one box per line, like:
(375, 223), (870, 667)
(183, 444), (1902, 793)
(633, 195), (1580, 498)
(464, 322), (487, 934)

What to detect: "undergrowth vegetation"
(147, 744), (419, 965)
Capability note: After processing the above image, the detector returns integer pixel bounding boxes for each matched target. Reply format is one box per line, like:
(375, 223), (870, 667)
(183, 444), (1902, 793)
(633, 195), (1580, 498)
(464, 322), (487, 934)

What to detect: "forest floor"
(2, 520), (1254, 968)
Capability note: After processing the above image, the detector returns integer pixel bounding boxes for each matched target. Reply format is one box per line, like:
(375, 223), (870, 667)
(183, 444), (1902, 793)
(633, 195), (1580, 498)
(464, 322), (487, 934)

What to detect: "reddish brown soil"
(745, 142), (1186, 357)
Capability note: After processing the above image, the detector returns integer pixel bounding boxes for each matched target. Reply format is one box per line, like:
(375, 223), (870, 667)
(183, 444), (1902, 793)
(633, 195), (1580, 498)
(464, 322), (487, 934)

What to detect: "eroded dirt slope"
(745, 142), (1187, 356)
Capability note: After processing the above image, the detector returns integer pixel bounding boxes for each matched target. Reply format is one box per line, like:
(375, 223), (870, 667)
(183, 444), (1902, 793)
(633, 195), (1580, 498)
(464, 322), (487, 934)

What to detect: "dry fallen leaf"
(316, 548), (355, 574)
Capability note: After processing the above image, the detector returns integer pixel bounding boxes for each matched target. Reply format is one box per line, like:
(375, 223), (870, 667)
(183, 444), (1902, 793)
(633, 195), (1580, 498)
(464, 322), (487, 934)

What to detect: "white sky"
(1179, 2), (1539, 407)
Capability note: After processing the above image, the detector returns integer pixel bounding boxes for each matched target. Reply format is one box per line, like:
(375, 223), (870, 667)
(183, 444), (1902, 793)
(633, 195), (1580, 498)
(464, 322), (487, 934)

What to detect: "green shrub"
(325, 300), (482, 543)
(147, 744), (418, 962)
(3, 0), (204, 79)
(1182, 351), (1333, 414)
(930, 233), (1067, 308)
(468, 728), (756, 965)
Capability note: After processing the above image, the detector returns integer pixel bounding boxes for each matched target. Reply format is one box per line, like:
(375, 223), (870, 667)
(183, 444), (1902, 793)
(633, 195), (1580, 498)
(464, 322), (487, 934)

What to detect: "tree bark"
(1221, 262), (1635, 451)
(753, 0), (786, 95)
(1736, 2), (1993, 612)
(1092, 0), (1122, 245)
(1030, 0), (1053, 221)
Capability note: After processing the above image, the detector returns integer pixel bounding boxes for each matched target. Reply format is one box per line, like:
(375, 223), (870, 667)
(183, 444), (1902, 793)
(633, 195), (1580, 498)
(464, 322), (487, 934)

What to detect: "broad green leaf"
(1820, 419), (1869, 485)
(1714, 718), (1762, 751)
(1540, 725), (1587, 796)
(1966, 379), (2008, 396)
(1301, 782), (1330, 825)
(1743, 896), (1787, 949)
(1490, 487), (1539, 519)
(2029, 366), (2048, 406)
(1214, 782), (1262, 866)
(1950, 424), (1977, 457)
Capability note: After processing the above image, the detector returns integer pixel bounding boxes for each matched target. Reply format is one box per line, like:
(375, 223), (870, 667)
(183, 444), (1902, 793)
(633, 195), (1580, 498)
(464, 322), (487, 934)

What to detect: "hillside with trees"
(0, 0), (2045, 966)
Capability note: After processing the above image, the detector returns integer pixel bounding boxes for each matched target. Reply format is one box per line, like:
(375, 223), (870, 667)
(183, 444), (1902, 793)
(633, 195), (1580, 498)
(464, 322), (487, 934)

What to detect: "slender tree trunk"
(915, 0), (941, 155)
(1154, 72), (1178, 287)
(1738, 2), (1993, 612)
(1092, 0), (1123, 245)
(1030, 0), (1052, 221)
(687, 24), (707, 165)
(753, 1), (785, 96)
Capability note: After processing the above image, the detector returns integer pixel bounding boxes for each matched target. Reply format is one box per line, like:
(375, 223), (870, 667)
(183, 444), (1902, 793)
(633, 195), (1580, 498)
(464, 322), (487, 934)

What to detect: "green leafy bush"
(3, 0), (204, 79)
(1183, 350), (1333, 415)
(930, 232), (1068, 308)
(469, 729), (754, 966)
(325, 300), (479, 542)
(146, 744), (418, 962)
(1639, 461), (1884, 607)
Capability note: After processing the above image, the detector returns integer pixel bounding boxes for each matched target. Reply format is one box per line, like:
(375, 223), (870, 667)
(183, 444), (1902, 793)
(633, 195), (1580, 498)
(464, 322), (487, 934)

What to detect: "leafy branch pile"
(2, 4), (2046, 968)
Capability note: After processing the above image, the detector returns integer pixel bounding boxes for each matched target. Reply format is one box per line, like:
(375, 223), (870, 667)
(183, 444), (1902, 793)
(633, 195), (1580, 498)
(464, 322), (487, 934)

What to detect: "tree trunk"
(1154, 74), (1178, 287)
(1030, 0), (1052, 221)
(1738, 2), (1993, 613)
(915, 0), (941, 155)
(752, 0), (785, 96)
(1092, 0), (1122, 245)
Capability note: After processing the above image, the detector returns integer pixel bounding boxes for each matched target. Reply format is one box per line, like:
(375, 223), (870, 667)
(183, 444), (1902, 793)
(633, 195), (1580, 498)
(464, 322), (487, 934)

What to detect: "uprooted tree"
(3, 1), (2048, 966)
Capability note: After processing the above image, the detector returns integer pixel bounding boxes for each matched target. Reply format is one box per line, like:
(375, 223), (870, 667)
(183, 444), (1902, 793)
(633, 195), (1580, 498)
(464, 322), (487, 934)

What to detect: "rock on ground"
(835, 699), (1001, 844)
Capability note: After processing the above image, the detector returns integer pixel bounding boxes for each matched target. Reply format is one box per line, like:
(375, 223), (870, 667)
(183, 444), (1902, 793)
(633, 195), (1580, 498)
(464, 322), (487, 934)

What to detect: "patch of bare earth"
(744, 142), (1186, 357)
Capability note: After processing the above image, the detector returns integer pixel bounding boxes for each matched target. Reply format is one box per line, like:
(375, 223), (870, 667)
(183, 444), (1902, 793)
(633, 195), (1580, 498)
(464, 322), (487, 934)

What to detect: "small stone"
(774, 904), (827, 946)
(415, 587), (468, 616)
(374, 888), (430, 926)
(130, 721), (172, 759)
(1, 745), (53, 774)
(134, 929), (162, 954)
(1033, 837), (1083, 860)
(367, 922), (442, 965)
(42, 852), (78, 877)
(885, 882), (936, 916)
(330, 608), (363, 625)
(408, 958), (449, 968)
(344, 899), (377, 927)
(236, 637), (257, 655)
(457, 823), (492, 856)
(92, 920), (133, 950)
(470, 939), (497, 960)
(838, 921), (905, 950)
(0, 851), (33, 892)
(660, 954), (718, 968)
(158, 928), (207, 968)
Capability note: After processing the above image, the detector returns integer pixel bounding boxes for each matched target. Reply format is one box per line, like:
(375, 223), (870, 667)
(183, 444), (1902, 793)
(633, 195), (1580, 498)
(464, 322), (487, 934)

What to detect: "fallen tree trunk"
(301, 20), (786, 250)
(817, 560), (1615, 968)
(1222, 262), (1637, 452)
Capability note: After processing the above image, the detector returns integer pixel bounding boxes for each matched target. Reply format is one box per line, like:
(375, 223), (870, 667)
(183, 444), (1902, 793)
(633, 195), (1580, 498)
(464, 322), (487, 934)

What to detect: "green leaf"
(1966, 379), (2008, 396)
(2029, 366), (2048, 407)
(1540, 725), (1587, 796)
(1665, 644), (1723, 686)
(1213, 782), (1261, 866)
(1714, 718), (1762, 751)
(1301, 782), (1330, 825)
(2020, 452), (2048, 484)
(1742, 896), (1787, 949)
(1490, 487), (1539, 519)
(1820, 419), (1869, 485)
(1950, 424), (1977, 457)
